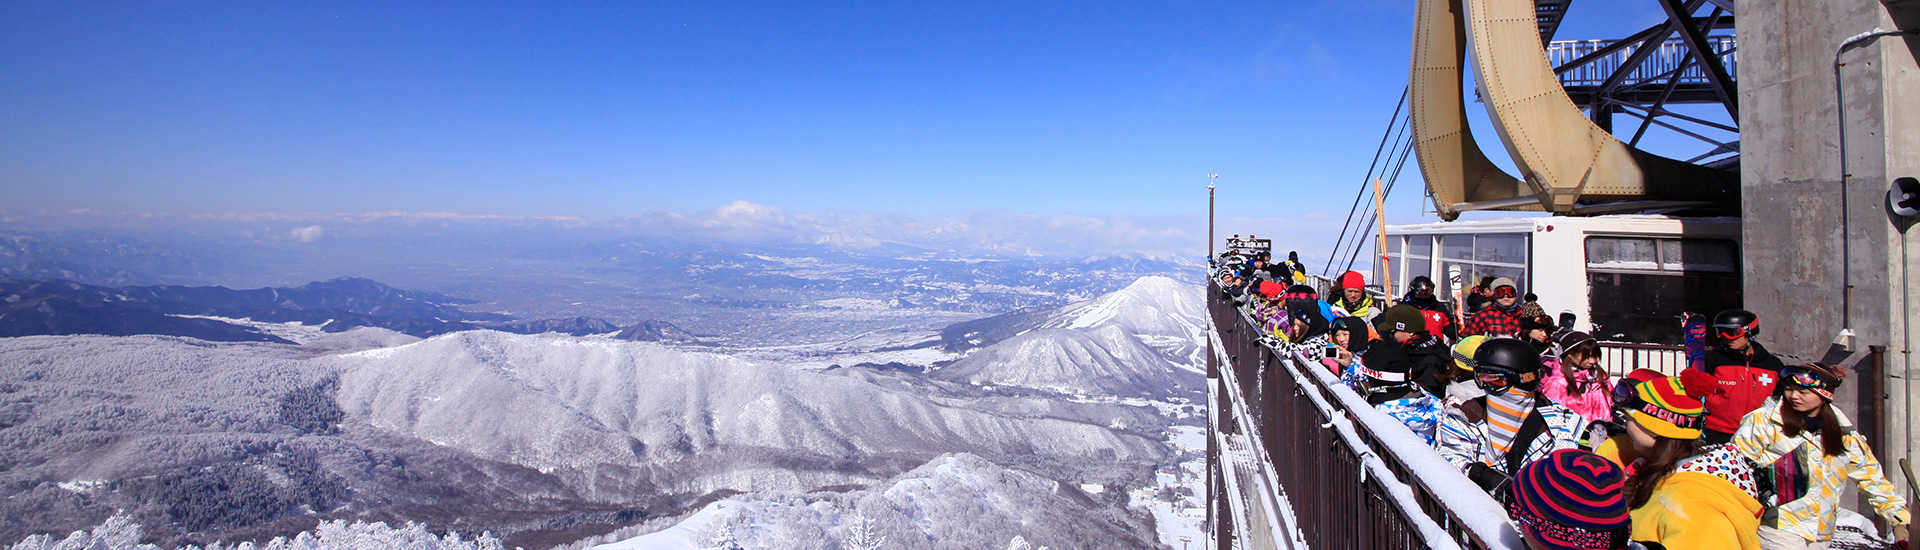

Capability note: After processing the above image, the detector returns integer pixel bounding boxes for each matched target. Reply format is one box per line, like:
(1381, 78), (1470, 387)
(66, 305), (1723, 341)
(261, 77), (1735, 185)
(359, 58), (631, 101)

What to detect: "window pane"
(1479, 265), (1527, 294)
(1586, 237), (1659, 270)
(1407, 235), (1432, 257)
(1405, 257), (1432, 292)
(1662, 239), (1739, 273)
(1441, 235), (1474, 260)
(1387, 235), (1402, 254)
(1375, 254), (1397, 294)
(1476, 234), (1528, 264)
(1586, 271), (1742, 344)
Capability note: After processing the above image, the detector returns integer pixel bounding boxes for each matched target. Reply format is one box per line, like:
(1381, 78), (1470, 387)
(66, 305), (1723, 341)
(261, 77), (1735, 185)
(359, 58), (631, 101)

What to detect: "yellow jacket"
(1631, 470), (1763, 550)
(1732, 399), (1911, 542)
(1592, 434), (1642, 469)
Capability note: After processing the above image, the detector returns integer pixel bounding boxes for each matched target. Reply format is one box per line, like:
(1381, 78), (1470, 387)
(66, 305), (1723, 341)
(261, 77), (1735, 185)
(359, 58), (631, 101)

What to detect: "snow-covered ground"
(586, 276), (1211, 550)
(594, 501), (735, 550)
(1133, 425), (1206, 549)
(167, 314), (332, 344)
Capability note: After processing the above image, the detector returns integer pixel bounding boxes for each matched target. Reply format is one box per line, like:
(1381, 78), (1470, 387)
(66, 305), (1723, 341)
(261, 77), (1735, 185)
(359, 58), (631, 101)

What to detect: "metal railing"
(1597, 342), (1689, 378)
(1207, 283), (1523, 550)
(1549, 36), (1737, 88)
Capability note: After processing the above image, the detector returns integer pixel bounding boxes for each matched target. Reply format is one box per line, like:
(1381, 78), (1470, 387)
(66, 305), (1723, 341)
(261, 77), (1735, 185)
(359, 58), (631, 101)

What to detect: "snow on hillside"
(330, 331), (1171, 500)
(1050, 276), (1207, 366)
(592, 453), (1159, 550)
(936, 325), (1193, 398)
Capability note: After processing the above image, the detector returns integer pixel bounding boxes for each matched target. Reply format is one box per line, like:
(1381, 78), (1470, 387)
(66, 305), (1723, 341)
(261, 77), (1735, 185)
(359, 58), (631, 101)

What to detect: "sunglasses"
(1492, 287), (1517, 298)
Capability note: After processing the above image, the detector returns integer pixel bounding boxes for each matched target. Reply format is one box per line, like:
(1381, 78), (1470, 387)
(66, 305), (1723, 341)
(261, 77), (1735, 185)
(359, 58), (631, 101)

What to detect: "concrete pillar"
(1740, 0), (1920, 504)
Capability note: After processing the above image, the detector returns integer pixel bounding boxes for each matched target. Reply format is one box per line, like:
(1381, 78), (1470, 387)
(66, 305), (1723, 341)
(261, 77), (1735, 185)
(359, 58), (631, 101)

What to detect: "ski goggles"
(1779, 365), (1838, 401)
(1609, 378), (1639, 405)
(1781, 367), (1831, 389)
(1476, 371), (1518, 393)
(1492, 286), (1518, 298)
(1713, 319), (1758, 340)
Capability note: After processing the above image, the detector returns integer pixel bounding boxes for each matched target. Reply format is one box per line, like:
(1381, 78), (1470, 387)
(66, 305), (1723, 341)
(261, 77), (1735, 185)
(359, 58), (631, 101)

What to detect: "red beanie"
(1337, 271), (1366, 290)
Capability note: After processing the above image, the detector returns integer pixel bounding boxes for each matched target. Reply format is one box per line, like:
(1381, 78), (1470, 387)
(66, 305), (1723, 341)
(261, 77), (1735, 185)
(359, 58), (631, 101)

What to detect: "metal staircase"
(1536, 0), (1573, 44)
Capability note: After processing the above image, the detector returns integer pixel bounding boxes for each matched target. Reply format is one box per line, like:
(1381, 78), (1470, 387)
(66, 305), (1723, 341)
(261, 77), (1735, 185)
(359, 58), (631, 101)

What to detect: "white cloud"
(289, 225), (324, 243)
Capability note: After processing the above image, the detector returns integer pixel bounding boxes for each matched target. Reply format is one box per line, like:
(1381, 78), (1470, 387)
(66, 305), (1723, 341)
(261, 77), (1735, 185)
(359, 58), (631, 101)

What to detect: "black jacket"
(1359, 336), (1449, 398)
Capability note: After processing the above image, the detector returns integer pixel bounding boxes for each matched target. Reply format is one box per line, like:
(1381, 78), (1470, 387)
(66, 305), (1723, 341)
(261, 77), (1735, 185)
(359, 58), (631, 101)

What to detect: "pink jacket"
(1539, 357), (1613, 423)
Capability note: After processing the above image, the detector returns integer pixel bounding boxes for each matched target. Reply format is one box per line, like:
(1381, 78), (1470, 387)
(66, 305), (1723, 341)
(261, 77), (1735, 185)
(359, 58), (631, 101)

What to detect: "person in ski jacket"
(1350, 336), (1442, 444)
(1396, 276), (1459, 341)
(1520, 314), (1557, 355)
(1616, 375), (1764, 550)
(1733, 363), (1910, 548)
(1239, 254), (1273, 283)
(1507, 449), (1637, 550)
(1282, 284), (1337, 330)
(1465, 277), (1524, 337)
(1464, 276), (1495, 316)
(1688, 309), (1787, 445)
(1590, 369), (1668, 468)
(1442, 336), (1490, 427)
(1281, 251), (1308, 284)
(1323, 315), (1370, 375)
(1329, 270), (1377, 319)
(1371, 305), (1452, 397)
(1269, 304), (1331, 364)
(1540, 330), (1613, 424)
(1437, 338), (1585, 502)
(1245, 281), (1289, 338)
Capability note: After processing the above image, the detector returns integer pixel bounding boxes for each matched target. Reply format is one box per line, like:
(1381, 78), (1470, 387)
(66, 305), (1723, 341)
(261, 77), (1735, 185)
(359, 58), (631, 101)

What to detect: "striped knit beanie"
(1624, 376), (1705, 439)
(1508, 449), (1630, 550)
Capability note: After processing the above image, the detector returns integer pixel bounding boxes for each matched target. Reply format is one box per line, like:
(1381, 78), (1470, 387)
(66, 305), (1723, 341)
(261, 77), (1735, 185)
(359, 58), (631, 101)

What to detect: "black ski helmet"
(1474, 338), (1545, 393)
(1712, 309), (1759, 340)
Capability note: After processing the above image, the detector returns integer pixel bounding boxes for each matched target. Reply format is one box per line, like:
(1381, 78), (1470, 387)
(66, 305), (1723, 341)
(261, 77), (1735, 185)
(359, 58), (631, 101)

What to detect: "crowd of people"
(1212, 250), (1910, 550)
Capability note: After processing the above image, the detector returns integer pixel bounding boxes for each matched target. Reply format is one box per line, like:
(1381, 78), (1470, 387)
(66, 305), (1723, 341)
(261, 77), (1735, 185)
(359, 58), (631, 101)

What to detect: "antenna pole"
(1208, 174), (1218, 260)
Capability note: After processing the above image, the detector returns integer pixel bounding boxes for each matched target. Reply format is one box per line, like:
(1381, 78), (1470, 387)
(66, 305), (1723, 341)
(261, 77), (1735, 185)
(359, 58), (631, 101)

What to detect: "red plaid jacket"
(1465, 307), (1522, 337)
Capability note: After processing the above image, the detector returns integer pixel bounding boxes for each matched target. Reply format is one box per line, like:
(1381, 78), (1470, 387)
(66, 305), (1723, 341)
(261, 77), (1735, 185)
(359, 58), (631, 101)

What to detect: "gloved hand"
(1466, 462), (1513, 499)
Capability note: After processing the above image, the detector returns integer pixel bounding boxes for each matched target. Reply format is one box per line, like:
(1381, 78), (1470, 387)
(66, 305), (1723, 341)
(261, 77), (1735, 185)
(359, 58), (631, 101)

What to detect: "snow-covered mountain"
(937, 326), (1194, 398)
(940, 276), (1206, 362)
(930, 276), (1207, 398)
(0, 274), (1206, 549)
(331, 331), (1172, 501)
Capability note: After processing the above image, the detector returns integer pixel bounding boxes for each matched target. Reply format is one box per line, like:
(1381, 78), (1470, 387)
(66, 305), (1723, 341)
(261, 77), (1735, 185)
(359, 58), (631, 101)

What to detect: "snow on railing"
(1207, 328), (1307, 549)
(1205, 281), (1524, 550)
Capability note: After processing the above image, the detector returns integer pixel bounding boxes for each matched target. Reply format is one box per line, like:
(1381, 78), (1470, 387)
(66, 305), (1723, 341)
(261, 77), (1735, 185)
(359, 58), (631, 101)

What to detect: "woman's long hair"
(1780, 399), (1847, 457)
(1626, 435), (1701, 509)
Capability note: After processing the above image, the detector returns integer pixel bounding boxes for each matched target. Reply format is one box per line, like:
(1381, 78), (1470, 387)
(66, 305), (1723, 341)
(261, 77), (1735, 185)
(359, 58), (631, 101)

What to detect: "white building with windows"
(1379, 215), (1741, 345)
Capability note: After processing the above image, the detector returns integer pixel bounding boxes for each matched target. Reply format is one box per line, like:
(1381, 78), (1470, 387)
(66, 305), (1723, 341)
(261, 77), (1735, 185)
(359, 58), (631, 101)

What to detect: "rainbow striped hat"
(1625, 376), (1705, 439)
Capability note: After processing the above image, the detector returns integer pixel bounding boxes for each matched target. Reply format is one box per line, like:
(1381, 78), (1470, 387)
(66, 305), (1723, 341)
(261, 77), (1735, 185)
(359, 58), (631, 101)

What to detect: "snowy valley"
(0, 276), (1208, 550)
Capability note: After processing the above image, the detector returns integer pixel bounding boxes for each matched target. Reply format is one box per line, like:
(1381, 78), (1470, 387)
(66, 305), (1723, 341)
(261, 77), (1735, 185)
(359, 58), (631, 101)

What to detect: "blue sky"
(2, 1), (1679, 228)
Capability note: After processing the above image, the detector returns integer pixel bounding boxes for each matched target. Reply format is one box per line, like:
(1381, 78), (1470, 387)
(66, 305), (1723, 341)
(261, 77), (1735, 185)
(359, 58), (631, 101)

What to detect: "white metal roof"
(1386, 214), (1740, 237)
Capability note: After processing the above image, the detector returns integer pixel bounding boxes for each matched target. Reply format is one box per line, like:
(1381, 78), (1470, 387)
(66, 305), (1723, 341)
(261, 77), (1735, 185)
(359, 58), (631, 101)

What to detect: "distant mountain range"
(0, 275), (1206, 549)
(0, 276), (695, 343)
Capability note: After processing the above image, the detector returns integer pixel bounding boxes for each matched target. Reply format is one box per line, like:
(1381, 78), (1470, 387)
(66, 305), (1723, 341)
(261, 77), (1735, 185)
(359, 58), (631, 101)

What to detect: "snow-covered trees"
(701, 519), (741, 550)
(5, 516), (508, 550)
(1005, 535), (1052, 550)
(839, 513), (884, 550)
